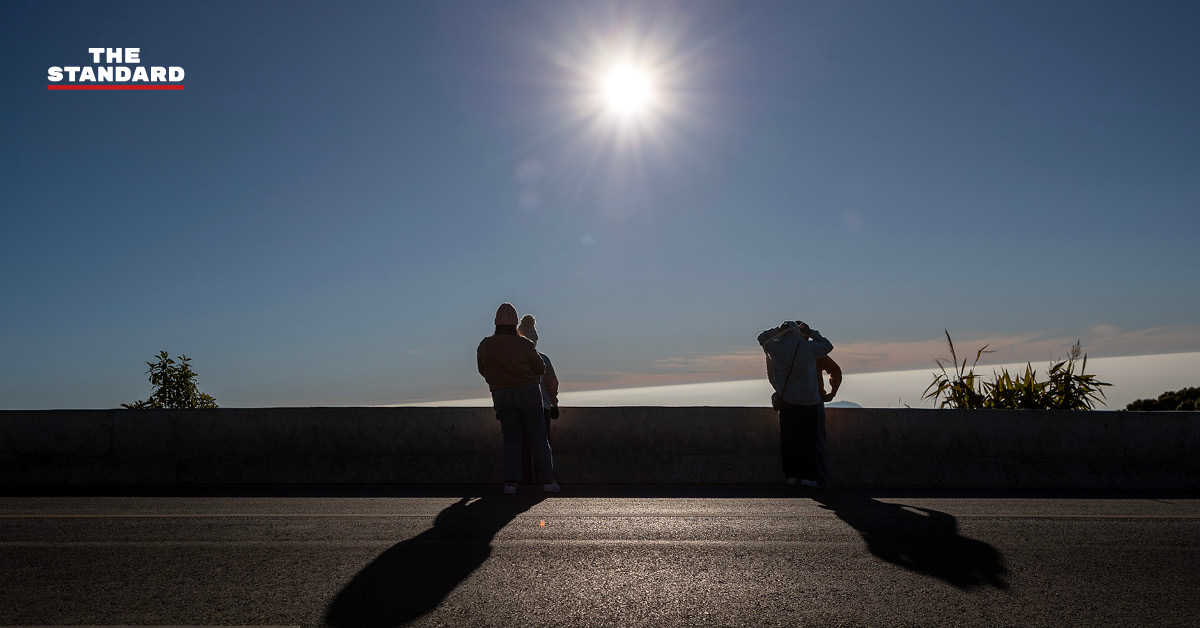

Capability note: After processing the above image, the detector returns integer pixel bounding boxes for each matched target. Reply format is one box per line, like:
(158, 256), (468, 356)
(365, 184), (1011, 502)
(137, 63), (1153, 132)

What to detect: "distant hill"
(827, 400), (863, 408)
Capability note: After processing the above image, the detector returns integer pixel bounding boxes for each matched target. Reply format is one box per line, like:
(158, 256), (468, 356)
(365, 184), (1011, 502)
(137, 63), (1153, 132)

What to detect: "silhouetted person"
(759, 320), (833, 487)
(517, 314), (560, 484)
(477, 302), (560, 494)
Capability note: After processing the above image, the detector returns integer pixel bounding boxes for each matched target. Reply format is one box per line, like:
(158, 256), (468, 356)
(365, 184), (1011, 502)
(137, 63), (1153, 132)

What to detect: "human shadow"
(324, 492), (545, 627)
(812, 492), (1009, 590)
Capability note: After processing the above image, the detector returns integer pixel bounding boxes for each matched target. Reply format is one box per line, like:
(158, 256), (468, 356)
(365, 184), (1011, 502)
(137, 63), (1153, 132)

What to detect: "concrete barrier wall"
(1, 407), (1197, 488)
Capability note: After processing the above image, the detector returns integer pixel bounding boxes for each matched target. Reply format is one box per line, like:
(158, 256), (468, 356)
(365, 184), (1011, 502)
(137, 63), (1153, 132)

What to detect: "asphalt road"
(1, 487), (1197, 627)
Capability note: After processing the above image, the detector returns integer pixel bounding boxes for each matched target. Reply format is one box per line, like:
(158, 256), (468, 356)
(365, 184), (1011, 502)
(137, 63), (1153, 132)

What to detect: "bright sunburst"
(603, 65), (653, 114)
(514, 5), (713, 218)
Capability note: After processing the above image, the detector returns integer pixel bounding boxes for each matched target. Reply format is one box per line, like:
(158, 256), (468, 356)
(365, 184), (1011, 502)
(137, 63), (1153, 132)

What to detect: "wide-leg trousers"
(778, 401), (829, 484)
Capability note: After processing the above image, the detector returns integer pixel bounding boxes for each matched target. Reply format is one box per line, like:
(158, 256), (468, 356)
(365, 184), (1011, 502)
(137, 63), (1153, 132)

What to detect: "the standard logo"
(48, 48), (185, 90)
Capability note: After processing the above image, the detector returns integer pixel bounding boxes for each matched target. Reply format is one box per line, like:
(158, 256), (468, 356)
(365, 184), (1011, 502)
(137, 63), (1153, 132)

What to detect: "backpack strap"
(769, 335), (803, 398)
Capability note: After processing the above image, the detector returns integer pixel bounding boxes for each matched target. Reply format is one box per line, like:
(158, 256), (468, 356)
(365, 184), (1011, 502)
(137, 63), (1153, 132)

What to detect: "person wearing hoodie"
(517, 314), (560, 483)
(759, 320), (834, 487)
(477, 303), (560, 494)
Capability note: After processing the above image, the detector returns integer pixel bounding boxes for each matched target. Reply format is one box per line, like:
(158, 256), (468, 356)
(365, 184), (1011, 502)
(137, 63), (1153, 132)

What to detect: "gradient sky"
(3, 1), (1198, 409)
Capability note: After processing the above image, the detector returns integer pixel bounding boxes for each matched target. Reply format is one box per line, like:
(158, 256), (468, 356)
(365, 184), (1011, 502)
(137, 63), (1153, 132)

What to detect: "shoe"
(503, 483), (518, 495)
(799, 479), (818, 488)
(786, 478), (799, 486)
(543, 481), (561, 493)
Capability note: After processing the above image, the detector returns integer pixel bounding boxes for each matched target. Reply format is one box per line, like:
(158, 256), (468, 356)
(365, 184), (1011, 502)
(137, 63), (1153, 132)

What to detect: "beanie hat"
(495, 302), (518, 326)
(518, 314), (538, 344)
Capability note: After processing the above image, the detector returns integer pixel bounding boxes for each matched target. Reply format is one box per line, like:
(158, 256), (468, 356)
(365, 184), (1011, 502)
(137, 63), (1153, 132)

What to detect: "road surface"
(1, 487), (1197, 627)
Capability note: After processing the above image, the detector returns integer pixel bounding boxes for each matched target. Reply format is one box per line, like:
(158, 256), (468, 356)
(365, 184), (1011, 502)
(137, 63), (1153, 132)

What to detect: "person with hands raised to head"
(759, 320), (834, 487)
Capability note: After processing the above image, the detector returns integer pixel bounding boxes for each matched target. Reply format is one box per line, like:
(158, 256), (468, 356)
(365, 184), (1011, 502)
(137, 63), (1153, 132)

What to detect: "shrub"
(983, 363), (1047, 410)
(1126, 387), (1200, 411)
(122, 351), (218, 409)
(1041, 340), (1110, 411)
(923, 330), (991, 410)
(924, 332), (1110, 410)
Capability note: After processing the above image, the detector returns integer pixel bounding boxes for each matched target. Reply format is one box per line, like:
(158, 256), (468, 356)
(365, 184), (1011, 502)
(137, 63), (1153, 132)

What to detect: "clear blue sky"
(3, 0), (1198, 408)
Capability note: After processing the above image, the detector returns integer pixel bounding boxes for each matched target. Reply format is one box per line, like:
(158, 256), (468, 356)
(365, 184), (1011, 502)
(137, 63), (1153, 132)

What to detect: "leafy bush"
(923, 330), (991, 409)
(1126, 387), (1200, 411)
(924, 332), (1110, 410)
(983, 363), (1047, 410)
(122, 351), (218, 409)
(1041, 341), (1110, 410)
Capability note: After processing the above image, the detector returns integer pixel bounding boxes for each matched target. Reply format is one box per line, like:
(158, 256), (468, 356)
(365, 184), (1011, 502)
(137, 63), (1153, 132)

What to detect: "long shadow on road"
(324, 492), (545, 627)
(812, 492), (1009, 590)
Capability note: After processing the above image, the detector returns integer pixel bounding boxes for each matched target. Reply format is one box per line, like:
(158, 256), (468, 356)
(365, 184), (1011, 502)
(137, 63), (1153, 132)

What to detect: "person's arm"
(816, 356), (831, 399)
(527, 341), (546, 377)
(827, 356), (842, 397)
(818, 356), (843, 402)
(807, 329), (833, 358)
(757, 325), (789, 347)
(476, 340), (487, 378)
(764, 353), (776, 388)
(543, 354), (559, 406)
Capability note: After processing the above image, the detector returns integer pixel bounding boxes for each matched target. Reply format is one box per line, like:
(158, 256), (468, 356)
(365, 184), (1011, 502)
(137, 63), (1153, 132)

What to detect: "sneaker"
(786, 478), (799, 486)
(799, 479), (819, 488)
(543, 481), (561, 493)
(503, 482), (518, 495)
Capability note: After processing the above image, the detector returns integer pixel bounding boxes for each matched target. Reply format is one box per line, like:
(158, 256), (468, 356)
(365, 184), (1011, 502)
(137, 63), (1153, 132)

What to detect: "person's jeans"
(778, 401), (829, 484)
(492, 384), (555, 484)
(521, 409), (553, 483)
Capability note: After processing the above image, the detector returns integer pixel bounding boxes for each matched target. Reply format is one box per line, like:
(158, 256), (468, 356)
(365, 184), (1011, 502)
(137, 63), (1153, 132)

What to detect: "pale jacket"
(758, 326), (834, 406)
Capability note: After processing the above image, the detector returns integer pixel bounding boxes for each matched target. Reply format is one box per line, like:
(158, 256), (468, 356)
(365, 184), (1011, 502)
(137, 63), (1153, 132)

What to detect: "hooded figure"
(477, 303), (560, 494)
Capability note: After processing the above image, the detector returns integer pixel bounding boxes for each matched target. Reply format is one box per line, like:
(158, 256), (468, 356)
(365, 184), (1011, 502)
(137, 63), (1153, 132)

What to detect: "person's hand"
(797, 321), (811, 339)
(550, 406), (560, 420)
(822, 392), (834, 403)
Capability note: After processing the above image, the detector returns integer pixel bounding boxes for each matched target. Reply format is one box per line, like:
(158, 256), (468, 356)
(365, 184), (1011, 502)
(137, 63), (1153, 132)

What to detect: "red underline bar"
(48, 84), (185, 90)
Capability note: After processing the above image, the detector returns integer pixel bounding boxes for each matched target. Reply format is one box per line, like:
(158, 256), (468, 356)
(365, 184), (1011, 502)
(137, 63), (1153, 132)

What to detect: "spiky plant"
(1043, 340), (1110, 410)
(923, 330), (991, 409)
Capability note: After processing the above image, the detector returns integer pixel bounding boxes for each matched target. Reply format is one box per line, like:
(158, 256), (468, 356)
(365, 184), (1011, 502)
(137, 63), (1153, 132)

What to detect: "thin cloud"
(559, 325), (1200, 393)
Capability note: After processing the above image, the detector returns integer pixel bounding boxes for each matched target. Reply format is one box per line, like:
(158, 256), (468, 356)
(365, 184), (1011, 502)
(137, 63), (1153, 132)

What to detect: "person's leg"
(523, 409), (553, 483)
(492, 391), (526, 484)
(520, 429), (534, 484)
(520, 391), (556, 484)
(778, 405), (802, 479)
(814, 403), (831, 486)
(795, 404), (820, 482)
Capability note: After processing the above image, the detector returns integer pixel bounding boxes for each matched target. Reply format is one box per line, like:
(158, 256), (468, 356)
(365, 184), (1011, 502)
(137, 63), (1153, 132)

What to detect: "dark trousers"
(493, 385), (555, 484)
(521, 409), (553, 483)
(779, 402), (829, 483)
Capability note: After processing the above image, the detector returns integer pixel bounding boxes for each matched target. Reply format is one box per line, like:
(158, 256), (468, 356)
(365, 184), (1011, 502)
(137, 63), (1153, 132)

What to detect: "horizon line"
(388, 350), (1200, 408)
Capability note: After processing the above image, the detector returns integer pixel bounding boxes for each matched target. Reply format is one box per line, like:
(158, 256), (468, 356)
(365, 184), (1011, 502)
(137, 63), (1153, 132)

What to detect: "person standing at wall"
(517, 314), (560, 484)
(477, 303), (560, 494)
(759, 320), (834, 487)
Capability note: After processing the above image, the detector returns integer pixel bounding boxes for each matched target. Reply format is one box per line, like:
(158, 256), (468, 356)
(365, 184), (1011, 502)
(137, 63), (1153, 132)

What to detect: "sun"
(602, 65), (653, 114)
